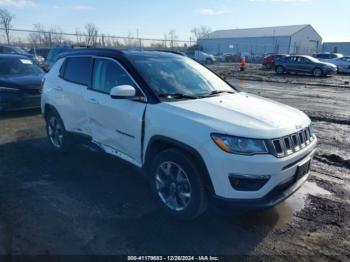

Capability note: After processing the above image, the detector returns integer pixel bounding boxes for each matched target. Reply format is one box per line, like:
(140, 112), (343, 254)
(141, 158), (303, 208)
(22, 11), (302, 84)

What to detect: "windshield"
(130, 55), (234, 97)
(13, 47), (30, 55)
(0, 57), (43, 75)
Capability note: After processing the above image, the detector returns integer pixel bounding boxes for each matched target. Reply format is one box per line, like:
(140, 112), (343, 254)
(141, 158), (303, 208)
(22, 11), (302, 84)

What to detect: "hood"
(163, 92), (311, 139)
(0, 73), (44, 90)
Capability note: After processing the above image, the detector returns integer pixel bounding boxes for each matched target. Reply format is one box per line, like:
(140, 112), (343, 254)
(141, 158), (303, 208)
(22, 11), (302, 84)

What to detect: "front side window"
(129, 55), (234, 97)
(0, 57), (43, 75)
(63, 57), (91, 86)
(92, 59), (136, 94)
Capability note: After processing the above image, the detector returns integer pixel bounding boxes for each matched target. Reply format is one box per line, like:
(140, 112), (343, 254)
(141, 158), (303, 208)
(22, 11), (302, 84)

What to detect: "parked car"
(0, 45), (45, 66)
(186, 50), (215, 64)
(223, 53), (241, 63)
(0, 54), (45, 111)
(214, 54), (224, 62)
(45, 45), (74, 71)
(29, 48), (50, 60)
(262, 54), (289, 69)
(42, 49), (317, 219)
(312, 52), (343, 64)
(275, 55), (337, 77)
(332, 56), (350, 73)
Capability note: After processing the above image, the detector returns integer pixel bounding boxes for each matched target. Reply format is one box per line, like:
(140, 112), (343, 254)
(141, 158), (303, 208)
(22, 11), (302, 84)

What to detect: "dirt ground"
(0, 64), (349, 260)
(210, 62), (350, 89)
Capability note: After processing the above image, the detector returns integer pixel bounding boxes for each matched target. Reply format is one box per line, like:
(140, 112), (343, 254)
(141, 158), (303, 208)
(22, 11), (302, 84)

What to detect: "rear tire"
(276, 65), (285, 74)
(149, 148), (207, 220)
(45, 110), (72, 152)
(313, 68), (323, 77)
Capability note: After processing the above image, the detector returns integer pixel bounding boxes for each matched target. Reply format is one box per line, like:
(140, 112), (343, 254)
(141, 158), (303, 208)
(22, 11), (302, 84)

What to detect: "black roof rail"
(55, 48), (124, 61)
(154, 50), (186, 56)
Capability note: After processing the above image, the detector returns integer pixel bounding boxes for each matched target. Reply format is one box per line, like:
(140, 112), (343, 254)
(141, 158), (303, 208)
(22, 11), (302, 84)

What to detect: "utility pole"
(136, 28), (141, 49)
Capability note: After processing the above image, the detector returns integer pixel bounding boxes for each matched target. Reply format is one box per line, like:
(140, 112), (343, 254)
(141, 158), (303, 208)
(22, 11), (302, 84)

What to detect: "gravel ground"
(0, 66), (349, 260)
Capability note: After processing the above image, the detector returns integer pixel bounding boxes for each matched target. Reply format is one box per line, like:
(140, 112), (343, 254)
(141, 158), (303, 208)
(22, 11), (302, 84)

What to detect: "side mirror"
(110, 85), (136, 99)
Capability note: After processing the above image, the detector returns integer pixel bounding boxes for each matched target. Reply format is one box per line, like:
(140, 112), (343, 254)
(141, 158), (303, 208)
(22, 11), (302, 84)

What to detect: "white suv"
(41, 49), (317, 219)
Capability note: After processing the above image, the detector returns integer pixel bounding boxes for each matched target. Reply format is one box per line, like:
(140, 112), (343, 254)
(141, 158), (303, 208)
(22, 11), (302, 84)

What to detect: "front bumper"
(212, 157), (311, 208)
(200, 137), (317, 203)
(323, 67), (337, 75)
(0, 93), (41, 111)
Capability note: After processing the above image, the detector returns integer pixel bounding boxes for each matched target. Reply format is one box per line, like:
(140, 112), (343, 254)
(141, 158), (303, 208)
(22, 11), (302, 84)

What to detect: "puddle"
(272, 181), (332, 226)
(221, 181), (333, 230)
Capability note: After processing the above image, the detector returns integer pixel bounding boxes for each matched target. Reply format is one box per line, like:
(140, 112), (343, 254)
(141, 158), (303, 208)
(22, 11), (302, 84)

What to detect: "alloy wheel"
(155, 161), (192, 211)
(48, 115), (64, 148)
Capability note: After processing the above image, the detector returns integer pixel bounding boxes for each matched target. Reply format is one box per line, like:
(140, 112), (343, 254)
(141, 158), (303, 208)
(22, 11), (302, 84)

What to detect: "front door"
(86, 57), (147, 166)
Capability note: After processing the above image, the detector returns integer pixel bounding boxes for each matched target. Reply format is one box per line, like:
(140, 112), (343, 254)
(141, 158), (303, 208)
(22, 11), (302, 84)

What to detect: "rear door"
(298, 57), (314, 73)
(86, 57), (147, 167)
(285, 56), (298, 71)
(58, 56), (92, 135)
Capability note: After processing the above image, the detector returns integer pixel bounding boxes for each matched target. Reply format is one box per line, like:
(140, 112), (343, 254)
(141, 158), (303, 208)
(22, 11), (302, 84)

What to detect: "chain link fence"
(0, 28), (194, 51)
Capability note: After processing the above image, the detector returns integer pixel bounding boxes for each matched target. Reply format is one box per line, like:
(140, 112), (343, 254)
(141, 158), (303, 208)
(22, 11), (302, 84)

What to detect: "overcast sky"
(0, 0), (349, 41)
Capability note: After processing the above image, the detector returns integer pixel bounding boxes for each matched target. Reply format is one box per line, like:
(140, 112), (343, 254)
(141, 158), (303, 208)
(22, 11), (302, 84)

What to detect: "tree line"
(0, 8), (212, 48)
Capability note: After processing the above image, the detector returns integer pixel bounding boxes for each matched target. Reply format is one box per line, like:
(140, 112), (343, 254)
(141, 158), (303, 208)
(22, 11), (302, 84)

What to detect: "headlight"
(211, 133), (268, 155)
(0, 86), (20, 92)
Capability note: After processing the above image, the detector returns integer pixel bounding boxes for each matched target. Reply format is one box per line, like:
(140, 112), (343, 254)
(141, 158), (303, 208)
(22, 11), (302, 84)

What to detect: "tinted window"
(63, 57), (91, 86)
(288, 57), (297, 62)
(92, 59), (136, 94)
(1, 47), (17, 54)
(0, 57), (43, 75)
(318, 54), (330, 59)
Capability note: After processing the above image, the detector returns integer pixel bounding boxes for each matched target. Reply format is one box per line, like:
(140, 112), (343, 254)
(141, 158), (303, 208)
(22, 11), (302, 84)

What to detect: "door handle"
(88, 98), (99, 104)
(54, 86), (63, 91)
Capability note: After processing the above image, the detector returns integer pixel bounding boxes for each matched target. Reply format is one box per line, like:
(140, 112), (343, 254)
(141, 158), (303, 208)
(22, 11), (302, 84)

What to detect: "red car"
(262, 54), (288, 69)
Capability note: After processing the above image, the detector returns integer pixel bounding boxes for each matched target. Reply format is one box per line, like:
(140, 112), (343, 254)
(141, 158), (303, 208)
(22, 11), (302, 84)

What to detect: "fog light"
(229, 174), (270, 191)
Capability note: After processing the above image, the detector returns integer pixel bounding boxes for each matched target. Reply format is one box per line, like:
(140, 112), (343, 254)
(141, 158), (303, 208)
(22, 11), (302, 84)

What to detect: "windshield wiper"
(158, 93), (198, 99)
(200, 90), (235, 97)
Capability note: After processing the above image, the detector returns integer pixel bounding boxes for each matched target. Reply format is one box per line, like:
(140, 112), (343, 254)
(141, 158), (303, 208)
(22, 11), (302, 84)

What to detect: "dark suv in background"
(274, 55), (337, 77)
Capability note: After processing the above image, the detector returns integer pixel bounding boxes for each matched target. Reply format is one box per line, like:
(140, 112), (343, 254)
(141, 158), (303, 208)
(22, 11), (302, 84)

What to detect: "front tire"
(149, 149), (207, 220)
(45, 110), (71, 152)
(313, 68), (323, 77)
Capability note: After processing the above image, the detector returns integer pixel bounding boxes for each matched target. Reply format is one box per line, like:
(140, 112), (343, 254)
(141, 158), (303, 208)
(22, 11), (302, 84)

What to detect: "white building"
(198, 24), (322, 55)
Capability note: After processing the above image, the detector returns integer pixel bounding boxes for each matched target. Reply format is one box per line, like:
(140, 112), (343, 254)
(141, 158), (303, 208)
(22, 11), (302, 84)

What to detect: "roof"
(55, 48), (183, 61)
(205, 25), (310, 39)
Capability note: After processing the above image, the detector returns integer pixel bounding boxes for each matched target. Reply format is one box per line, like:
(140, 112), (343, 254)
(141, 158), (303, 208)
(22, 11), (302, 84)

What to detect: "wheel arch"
(144, 135), (215, 194)
(43, 104), (61, 120)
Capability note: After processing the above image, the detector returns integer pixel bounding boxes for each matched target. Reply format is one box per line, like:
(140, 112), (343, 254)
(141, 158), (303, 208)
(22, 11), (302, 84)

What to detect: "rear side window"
(317, 54), (329, 59)
(63, 57), (92, 86)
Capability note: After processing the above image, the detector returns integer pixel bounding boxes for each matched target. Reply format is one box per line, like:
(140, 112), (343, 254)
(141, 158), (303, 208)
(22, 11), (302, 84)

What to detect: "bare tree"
(168, 29), (178, 49)
(75, 28), (83, 45)
(84, 23), (98, 47)
(31, 23), (52, 47)
(191, 26), (212, 40)
(50, 25), (65, 45)
(0, 8), (15, 45)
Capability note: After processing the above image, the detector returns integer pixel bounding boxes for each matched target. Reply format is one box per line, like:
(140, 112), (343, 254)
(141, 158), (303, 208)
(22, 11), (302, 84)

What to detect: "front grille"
(270, 125), (315, 157)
